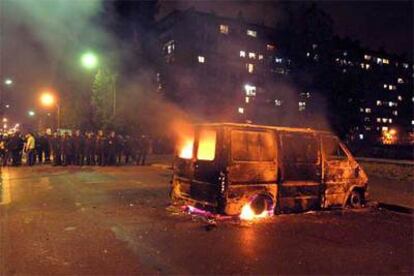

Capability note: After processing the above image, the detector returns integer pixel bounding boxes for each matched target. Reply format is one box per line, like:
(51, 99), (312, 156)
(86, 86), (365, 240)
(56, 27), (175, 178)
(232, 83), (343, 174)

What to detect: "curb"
(376, 202), (414, 214)
(150, 163), (172, 170)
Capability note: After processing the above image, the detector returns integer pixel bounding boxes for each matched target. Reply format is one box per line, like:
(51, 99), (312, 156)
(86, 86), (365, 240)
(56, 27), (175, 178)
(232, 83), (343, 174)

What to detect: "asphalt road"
(1, 165), (413, 275)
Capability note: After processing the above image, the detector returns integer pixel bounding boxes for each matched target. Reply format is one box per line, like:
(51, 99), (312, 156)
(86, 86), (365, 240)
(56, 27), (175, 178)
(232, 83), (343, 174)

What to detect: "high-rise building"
(156, 9), (413, 144)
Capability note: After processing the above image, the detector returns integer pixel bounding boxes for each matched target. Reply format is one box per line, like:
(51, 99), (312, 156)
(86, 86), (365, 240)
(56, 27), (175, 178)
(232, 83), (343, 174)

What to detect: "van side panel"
(277, 132), (322, 212)
(225, 184), (277, 215)
(225, 128), (278, 215)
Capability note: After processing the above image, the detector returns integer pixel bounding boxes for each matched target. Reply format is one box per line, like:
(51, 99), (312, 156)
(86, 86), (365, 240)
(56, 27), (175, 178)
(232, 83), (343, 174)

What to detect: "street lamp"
(81, 52), (99, 70)
(40, 91), (61, 129)
(28, 110), (36, 117)
(4, 78), (13, 86)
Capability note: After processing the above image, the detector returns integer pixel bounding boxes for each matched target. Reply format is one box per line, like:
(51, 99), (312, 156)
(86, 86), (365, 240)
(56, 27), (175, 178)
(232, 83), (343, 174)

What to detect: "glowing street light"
(81, 52), (99, 70)
(40, 92), (55, 106)
(28, 110), (36, 117)
(39, 91), (61, 129)
(4, 78), (13, 86)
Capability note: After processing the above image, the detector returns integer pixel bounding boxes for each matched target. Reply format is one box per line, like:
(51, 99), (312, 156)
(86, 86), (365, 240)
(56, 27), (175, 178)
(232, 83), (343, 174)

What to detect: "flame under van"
(170, 123), (368, 216)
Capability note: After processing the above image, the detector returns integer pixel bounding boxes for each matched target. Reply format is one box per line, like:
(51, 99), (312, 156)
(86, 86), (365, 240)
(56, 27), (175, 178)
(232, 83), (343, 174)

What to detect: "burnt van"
(170, 123), (368, 216)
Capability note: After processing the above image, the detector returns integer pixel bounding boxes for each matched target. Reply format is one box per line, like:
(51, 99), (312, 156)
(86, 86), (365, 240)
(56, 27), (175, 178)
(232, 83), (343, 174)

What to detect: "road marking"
(0, 168), (11, 205)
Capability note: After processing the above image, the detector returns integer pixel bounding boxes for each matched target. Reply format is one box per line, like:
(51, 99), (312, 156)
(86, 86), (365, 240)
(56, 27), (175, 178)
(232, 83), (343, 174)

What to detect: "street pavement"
(1, 164), (413, 275)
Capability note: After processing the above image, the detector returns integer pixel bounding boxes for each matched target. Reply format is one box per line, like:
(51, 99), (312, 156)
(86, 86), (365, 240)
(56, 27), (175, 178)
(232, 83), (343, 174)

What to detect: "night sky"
(160, 0), (413, 59)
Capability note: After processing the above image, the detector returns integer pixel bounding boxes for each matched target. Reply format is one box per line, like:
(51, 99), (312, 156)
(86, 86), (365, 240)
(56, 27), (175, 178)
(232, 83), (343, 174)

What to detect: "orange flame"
(197, 129), (216, 161)
(179, 138), (194, 159)
(239, 203), (270, 221)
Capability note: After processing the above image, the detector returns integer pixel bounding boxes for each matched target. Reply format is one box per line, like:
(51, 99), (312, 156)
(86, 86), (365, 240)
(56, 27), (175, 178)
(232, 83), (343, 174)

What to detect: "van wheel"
(251, 195), (271, 215)
(348, 190), (363, 208)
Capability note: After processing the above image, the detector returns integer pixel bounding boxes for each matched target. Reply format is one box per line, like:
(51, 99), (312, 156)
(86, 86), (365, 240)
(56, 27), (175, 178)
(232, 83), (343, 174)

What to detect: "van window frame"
(194, 127), (218, 162)
(230, 129), (276, 163)
(279, 132), (321, 165)
(322, 135), (350, 162)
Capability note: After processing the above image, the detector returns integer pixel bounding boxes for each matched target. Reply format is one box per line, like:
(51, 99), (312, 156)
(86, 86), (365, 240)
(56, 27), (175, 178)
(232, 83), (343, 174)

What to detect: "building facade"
(156, 9), (413, 144)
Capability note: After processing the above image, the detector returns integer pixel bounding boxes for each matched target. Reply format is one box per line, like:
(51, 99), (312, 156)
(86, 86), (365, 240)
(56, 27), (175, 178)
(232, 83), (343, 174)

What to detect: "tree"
(91, 67), (117, 129)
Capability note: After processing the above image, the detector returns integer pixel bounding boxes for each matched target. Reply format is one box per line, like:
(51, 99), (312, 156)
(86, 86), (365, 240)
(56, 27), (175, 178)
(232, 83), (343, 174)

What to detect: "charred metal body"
(170, 123), (368, 216)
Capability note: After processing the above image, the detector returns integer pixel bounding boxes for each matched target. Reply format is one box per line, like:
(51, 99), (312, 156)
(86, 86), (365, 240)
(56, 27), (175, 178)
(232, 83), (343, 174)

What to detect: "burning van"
(170, 123), (368, 217)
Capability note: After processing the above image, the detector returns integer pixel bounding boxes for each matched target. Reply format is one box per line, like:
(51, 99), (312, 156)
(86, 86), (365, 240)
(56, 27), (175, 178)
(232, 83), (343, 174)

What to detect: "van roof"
(193, 122), (333, 135)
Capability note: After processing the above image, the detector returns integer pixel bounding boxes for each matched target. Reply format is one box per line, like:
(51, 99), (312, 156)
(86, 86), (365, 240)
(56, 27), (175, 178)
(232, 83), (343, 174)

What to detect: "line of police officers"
(0, 130), (150, 167)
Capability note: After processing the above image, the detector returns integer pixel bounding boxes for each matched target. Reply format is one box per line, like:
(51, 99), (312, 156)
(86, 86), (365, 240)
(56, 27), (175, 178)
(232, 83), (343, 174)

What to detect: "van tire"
(348, 190), (363, 208)
(251, 195), (272, 215)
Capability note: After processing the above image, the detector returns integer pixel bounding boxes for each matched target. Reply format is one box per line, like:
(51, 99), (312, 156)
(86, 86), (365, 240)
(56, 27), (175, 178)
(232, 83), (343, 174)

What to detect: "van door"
(321, 135), (354, 207)
(191, 127), (221, 205)
(278, 132), (321, 212)
(226, 129), (277, 214)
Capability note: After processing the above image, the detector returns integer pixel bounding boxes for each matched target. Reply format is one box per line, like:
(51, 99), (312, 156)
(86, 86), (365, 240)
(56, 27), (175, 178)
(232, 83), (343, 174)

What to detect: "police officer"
(61, 132), (73, 166)
(50, 132), (62, 166)
(136, 135), (150, 166)
(44, 130), (52, 163)
(73, 130), (85, 166)
(123, 135), (133, 164)
(85, 132), (96, 165)
(8, 131), (24, 166)
(106, 131), (118, 166)
(96, 130), (106, 166)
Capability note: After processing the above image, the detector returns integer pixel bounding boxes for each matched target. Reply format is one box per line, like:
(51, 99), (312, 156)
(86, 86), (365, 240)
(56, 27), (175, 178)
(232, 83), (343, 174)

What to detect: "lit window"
(366, 64), (370, 69)
(376, 118), (381, 122)
(275, 57), (283, 63)
(397, 78), (404, 84)
(274, 99), (282, 106)
(382, 118), (388, 123)
(412, 120), (414, 125)
(383, 58), (389, 64)
(238, 107), (244, 114)
(376, 57), (382, 64)
(398, 95), (402, 101)
(364, 54), (371, 60)
(343, 51), (348, 56)
(246, 63), (254, 73)
(219, 24), (229, 34)
(245, 97), (250, 103)
(240, 51), (246, 57)
(247, 29), (257, 37)
(298, 101), (306, 111)
(248, 52), (256, 59)
(389, 102), (394, 107)
(376, 100), (382, 106)
(244, 84), (256, 96)
(383, 84), (388, 89)
(198, 56), (205, 63)
(359, 134), (364, 140)
(164, 40), (175, 54)
(365, 108), (371, 113)
(360, 108), (364, 112)
(393, 110), (398, 116)
(312, 44), (318, 49)
(266, 44), (275, 50)
(307, 52), (311, 57)
(258, 54), (263, 60)
(402, 63), (409, 69)
(389, 85), (396, 91)
(382, 126), (388, 131)
(389, 118), (392, 123)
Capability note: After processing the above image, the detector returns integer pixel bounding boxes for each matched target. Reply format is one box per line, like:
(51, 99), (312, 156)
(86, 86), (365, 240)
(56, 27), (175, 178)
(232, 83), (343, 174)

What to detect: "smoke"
(1, 0), (112, 119)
